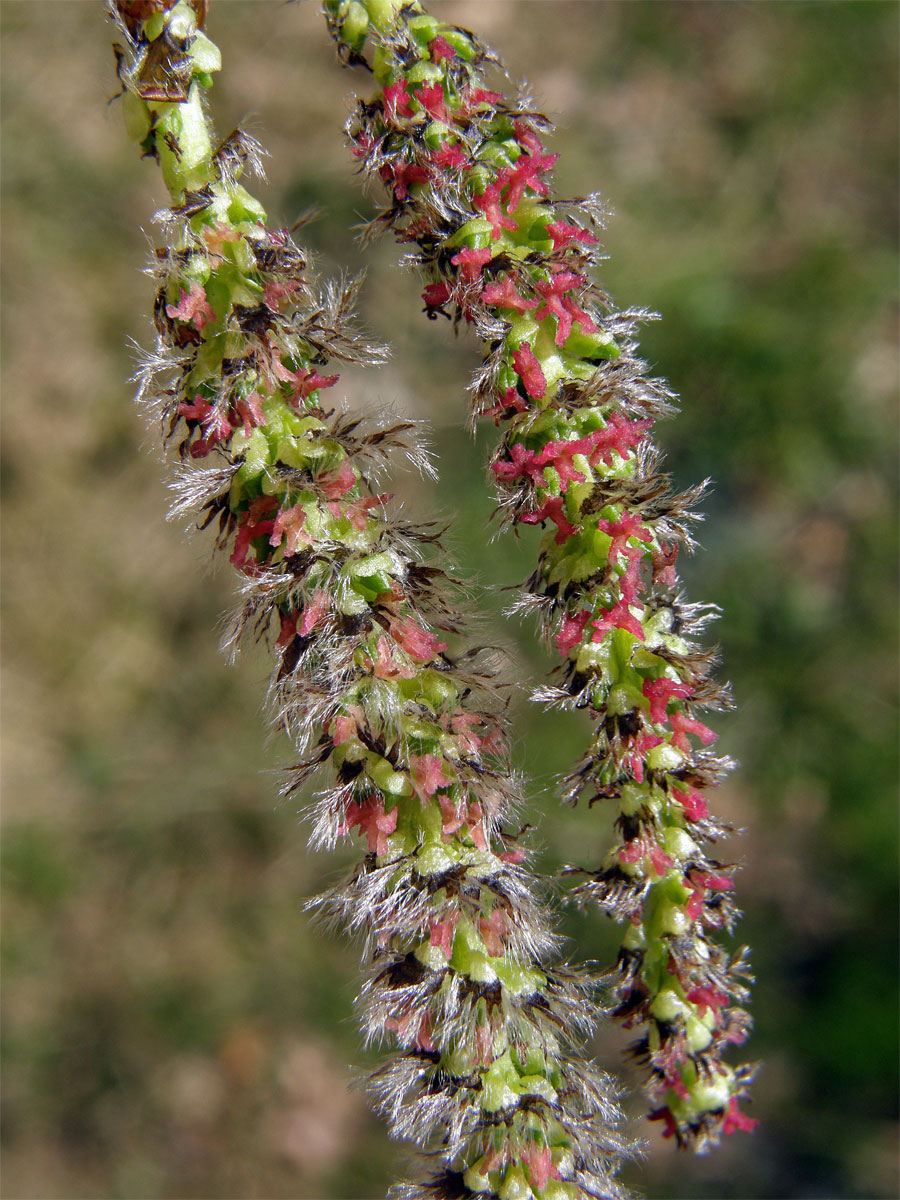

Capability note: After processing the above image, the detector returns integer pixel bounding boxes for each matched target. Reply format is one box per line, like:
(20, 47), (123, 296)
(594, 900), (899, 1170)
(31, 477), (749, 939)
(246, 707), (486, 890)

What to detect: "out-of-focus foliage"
(1, 3), (896, 1198)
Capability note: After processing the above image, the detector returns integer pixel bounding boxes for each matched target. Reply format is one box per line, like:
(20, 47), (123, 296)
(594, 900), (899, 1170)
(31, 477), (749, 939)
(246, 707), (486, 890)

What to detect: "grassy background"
(1, 2), (897, 1197)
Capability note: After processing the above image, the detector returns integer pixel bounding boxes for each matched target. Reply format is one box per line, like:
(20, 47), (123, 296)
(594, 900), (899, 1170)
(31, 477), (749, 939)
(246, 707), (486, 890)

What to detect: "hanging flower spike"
(111, 4), (632, 1198)
(324, 0), (755, 1154)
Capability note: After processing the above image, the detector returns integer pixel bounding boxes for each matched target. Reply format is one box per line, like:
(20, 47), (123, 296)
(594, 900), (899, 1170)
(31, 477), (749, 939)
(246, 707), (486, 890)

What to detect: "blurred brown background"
(2, 2), (897, 1197)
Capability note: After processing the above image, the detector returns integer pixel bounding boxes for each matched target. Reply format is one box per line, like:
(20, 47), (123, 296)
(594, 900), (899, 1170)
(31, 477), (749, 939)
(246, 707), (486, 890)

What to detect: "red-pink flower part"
(481, 276), (538, 312)
(429, 915), (458, 960)
(467, 800), (488, 850)
(540, 435), (587, 485)
(446, 712), (485, 755)
(189, 410), (226, 447)
(686, 986), (729, 1020)
(166, 281), (215, 330)
(276, 611), (298, 648)
(491, 441), (542, 486)
(411, 753), (451, 799)
(496, 151), (558, 213)
(542, 446), (590, 490)
(450, 245), (492, 283)
(431, 141), (468, 169)
(201, 222), (240, 258)
(648, 1107), (678, 1139)
(625, 732), (663, 783)
(492, 420), (650, 494)
(332, 714), (357, 745)
(618, 556), (644, 607)
(391, 618), (448, 661)
(588, 412), (652, 467)
(617, 840), (647, 864)
(388, 1009), (434, 1053)
(422, 280), (452, 307)
(511, 342), (547, 399)
(230, 496), (277, 569)
(536, 439), (590, 490)
(177, 395), (232, 455)
(383, 79), (414, 121)
(685, 870), (734, 920)
(414, 81), (447, 123)
(642, 676), (694, 725)
(177, 395), (213, 422)
(669, 710), (718, 753)
(513, 121), (545, 156)
(591, 599), (645, 642)
(478, 909), (508, 958)
(428, 35), (456, 62)
(374, 635), (415, 680)
(597, 511), (652, 565)
(522, 1145), (555, 1193)
(391, 161), (429, 201)
(344, 795), (398, 856)
(519, 495), (577, 544)
(546, 219), (600, 251)
(340, 493), (390, 531)
(618, 837), (673, 877)
(653, 540), (680, 586)
(462, 85), (503, 110)
(534, 272), (598, 347)
(281, 365), (340, 406)
(269, 503), (310, 557)
(478, 386), (529, 424)
(671, 784), (710, 822)
(234, 392), (265, 437)
(181, 399), (232, 458)
(472, 181), (519, 239)
(665, 1071), (691, 1101)
(299, 589), (329, 637)
(318, 458), (357, 499)
(263, 279), (301, 309)
(472, 1022), (496, 1067)
(722, 1099), (759, 1136)
(479, 725), (504, 756)
(438, 792), (464, 838)
(349, 131), (376, 160)
(555, 609), (593, 657)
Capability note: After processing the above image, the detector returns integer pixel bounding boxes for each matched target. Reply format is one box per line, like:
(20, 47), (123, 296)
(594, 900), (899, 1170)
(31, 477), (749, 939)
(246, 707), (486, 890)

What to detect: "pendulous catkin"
(323, 0), (757, 1151)
(109, 2), (632, 1196)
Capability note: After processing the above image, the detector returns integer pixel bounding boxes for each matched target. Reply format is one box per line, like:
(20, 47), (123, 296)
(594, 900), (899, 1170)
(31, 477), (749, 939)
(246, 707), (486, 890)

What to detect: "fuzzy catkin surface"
(1, 3), (897, 1199)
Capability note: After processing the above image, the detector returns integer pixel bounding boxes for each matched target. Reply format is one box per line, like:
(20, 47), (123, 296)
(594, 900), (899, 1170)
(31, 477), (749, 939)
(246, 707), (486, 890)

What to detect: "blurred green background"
(2, 2), (897, 1197)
